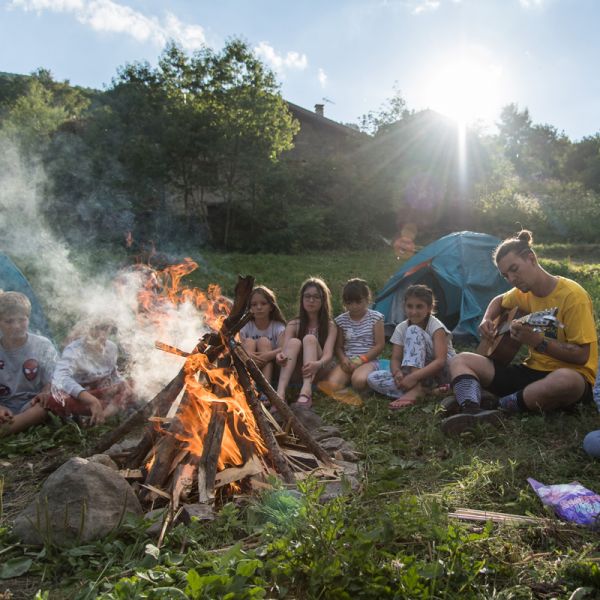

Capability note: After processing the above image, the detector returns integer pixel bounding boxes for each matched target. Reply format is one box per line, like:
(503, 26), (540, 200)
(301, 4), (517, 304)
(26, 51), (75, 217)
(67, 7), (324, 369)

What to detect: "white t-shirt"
(239, 320), (285, 350)
(52, 338), (122, 399)
(335, 309), (384, 356)
(390, 315), (455, 357)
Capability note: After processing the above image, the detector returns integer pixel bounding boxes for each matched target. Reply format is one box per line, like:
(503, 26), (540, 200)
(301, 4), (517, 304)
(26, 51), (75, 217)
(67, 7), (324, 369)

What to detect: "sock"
(452, 374), (481, 408)
(499, 390), (525, 413)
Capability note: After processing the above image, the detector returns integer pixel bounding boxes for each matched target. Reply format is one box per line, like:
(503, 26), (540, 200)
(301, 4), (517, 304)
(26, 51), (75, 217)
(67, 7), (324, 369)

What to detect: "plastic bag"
(528, 478), (600, 528)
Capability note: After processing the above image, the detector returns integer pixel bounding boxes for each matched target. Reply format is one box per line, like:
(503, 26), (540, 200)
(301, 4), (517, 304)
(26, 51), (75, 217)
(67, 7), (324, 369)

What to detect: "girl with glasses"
(275, 277), (337, 408)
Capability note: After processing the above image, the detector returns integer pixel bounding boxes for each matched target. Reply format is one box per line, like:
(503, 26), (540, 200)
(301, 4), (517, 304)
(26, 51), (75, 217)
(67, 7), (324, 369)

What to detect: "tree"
(497, 103), (570, 181)
(90, 40), (298, 247)
(1, 69), (89, 156)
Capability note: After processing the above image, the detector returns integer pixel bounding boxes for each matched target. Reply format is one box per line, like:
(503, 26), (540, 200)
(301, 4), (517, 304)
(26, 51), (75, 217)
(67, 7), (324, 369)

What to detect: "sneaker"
(441, 409), (503, 436)
(439, 391), (499, 416)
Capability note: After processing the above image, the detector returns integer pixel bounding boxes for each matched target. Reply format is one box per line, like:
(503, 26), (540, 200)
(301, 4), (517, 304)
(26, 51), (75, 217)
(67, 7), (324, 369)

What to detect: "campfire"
(93, 269), (352, 542)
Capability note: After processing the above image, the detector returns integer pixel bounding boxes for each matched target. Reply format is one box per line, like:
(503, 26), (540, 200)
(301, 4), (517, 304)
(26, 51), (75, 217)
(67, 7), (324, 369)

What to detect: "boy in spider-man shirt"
(0, 291), (57, 436)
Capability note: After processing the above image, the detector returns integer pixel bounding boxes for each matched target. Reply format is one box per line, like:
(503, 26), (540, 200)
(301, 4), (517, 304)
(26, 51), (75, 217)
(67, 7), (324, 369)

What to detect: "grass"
(2, 245), (600, 599)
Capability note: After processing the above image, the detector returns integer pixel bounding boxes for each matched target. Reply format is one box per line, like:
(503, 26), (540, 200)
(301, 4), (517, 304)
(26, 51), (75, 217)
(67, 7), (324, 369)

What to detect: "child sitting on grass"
(0, 291), (58, 436)
(276, 277), (337, 408)
(47, 318), (134, 426)
(239, 285), (286, 387)
(319, 278), (385, 405)
(367, 284), (455, 409)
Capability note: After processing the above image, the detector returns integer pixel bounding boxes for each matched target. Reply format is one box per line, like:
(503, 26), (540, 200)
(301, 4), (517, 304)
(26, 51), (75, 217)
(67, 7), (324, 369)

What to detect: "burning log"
(231, 344), (334, 467)
(196, 402), (228, 503)
(231, 352), (296, 484)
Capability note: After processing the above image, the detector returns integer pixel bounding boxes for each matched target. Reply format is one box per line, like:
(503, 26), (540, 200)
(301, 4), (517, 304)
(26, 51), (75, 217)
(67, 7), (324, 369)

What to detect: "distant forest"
(1, 39), (600, 255)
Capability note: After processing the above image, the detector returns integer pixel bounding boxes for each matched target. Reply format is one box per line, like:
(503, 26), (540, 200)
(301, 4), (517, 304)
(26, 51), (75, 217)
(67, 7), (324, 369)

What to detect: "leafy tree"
(89, 40), (298, 248)
(497, 103), (570, 181)
(564, 134), (600, 192)
(1, 69), (89, 156)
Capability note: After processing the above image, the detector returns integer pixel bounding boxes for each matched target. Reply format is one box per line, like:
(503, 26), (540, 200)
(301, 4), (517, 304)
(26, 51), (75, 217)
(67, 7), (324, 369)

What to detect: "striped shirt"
(335, 309), (384, 357)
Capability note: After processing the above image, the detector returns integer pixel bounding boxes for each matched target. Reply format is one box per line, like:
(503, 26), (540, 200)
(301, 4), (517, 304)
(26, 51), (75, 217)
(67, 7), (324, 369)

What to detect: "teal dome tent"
(374, 231), (510, 340)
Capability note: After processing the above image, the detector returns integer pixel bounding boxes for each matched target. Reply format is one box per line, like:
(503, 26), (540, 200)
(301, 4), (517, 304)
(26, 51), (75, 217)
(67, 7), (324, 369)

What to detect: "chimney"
(314, 103), (324, 117)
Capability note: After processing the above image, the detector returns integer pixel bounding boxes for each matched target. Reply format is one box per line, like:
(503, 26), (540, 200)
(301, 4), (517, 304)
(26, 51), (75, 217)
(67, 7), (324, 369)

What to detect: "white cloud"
(410, 0), (441, 14)
(318, 68), (327, 88)
(254, 41), (308, 73)
(519, 0), (544, 7)
(9, 0), (206, 51)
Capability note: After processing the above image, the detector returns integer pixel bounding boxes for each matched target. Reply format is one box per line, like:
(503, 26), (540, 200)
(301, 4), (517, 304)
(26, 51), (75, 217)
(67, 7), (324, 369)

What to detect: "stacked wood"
(105, 274), (339, 524)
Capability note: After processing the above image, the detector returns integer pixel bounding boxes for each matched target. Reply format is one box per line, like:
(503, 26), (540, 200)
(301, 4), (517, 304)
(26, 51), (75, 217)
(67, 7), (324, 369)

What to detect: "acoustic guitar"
(476, 307), (563, 366)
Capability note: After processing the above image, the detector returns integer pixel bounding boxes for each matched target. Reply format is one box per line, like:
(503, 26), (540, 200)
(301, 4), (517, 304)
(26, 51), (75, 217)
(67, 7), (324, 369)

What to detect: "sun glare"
(419, 56), (506, 126)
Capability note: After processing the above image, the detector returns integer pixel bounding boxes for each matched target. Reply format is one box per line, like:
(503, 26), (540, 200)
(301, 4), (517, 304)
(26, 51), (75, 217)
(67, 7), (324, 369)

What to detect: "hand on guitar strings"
(478, 318), (497, 341)
(509, 321), (544, 348)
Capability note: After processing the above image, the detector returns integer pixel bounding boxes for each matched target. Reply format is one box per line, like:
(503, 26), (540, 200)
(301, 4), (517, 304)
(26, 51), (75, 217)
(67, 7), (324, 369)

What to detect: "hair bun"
(516, 229), (533, 245)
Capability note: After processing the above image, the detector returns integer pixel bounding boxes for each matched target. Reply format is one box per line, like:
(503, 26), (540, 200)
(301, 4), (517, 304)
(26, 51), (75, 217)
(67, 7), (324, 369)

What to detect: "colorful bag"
(528, 478), (600, 528)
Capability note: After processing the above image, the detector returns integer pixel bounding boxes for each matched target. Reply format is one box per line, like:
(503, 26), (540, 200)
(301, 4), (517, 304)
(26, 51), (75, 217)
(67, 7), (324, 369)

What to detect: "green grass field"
(2, 246), (600, 599)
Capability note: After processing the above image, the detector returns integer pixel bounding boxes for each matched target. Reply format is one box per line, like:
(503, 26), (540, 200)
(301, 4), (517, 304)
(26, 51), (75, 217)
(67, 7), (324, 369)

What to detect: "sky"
(1, 0), (599, 140)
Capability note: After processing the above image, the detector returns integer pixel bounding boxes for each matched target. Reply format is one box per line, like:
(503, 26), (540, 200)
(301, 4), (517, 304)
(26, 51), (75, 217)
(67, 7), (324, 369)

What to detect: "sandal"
(388, 397), (417, 410)
(295, 392), (313, 408)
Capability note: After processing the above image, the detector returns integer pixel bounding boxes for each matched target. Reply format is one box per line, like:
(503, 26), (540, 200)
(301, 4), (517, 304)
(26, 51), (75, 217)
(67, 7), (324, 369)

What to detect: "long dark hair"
(248, 285), (286, 325)
(493, 229), (535, 265)
(297, 277), (332, 347)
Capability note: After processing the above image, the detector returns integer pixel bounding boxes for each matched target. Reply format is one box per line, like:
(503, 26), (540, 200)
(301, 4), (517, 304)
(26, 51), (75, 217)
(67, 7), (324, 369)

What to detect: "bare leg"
(276, 338), (302, 399)
(350, 363), (377, 390)
(241, 338), (258, 354)
(522, 368), (586, 411)
(257, 337), (274, 383)
(2, 404), (48, 436)
(300, 334), (320, 398)
(325, 365), (350, 391)
(449, 352), (497, 388)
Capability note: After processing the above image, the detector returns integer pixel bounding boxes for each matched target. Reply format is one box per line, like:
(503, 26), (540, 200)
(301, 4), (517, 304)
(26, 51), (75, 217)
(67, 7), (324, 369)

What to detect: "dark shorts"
(488, 363), (593, 404)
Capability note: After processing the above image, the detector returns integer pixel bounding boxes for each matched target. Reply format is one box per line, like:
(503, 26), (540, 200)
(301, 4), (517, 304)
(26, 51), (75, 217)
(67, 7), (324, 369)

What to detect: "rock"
(319, 437), (346, 452)
(144, 508), (168, 537)
(87, 454), (118, 470)
(313, 425), (342, 441)
(289, 404), (324, 430)
(13, 457), (143, 547)
(319, 475), (361, 503)
(179, 503), (216, 524)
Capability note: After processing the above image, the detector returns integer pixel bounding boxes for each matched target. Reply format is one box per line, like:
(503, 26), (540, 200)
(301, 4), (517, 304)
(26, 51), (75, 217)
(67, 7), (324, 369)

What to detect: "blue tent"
(0, 253), (53, 339)
(374, 231), (510, 339)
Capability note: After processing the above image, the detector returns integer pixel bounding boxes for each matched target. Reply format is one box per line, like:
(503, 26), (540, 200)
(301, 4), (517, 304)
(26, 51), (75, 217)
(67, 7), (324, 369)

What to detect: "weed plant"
(1, 247), (600, 598)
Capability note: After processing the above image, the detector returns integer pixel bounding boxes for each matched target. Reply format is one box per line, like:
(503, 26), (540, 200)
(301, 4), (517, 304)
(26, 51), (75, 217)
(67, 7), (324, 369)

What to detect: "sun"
(418, 55), (506, 126)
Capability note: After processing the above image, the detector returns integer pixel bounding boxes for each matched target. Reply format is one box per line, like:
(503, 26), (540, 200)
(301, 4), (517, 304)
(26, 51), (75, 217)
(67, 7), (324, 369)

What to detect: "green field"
(2, 246), (600, 599)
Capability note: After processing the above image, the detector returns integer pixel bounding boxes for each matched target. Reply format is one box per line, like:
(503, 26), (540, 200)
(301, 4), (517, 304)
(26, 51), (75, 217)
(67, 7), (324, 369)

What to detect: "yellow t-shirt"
(501, 277), (598, 384)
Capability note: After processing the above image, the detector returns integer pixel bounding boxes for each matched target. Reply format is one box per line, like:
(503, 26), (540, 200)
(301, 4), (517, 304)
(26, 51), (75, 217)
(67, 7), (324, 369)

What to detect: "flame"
(175, 352), (267, 469)
(120, 256), (265, 474)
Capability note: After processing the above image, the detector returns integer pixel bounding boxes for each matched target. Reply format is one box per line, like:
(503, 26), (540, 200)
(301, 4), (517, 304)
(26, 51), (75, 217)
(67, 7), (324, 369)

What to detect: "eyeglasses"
(303, 293), (322, 301)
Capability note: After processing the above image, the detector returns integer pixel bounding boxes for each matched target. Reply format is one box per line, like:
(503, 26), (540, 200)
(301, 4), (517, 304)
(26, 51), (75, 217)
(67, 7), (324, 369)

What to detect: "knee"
(302, 334), (318, 348)
(256, 337), (271, 352)
(242, 338), (257, 352)
(367, 370), (384, 387)
(285, 338), (302, 353)
(583, 431), (600, 458)
(351, 370), (368, 390)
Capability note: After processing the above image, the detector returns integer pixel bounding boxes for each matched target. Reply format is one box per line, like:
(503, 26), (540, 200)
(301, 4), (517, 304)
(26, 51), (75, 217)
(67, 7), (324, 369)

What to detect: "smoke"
(0, 131), (209, 401)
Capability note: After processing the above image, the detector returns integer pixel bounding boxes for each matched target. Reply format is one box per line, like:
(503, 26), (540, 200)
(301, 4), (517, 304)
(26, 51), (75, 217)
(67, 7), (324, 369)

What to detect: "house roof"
(286, 101), (367, 138)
